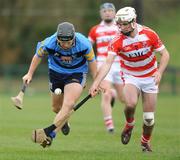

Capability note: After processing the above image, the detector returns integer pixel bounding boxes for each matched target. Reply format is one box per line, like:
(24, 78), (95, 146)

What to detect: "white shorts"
(123, 74), (159, 93)
(98, 61), (123, 84)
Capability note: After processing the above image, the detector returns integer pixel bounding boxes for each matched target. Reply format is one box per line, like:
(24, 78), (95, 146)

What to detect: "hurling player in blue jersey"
(22, 22), (97, 148)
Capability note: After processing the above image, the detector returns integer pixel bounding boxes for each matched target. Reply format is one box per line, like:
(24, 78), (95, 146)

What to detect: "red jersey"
(108, 24), (165, 77)
(88, 21), (120, 62)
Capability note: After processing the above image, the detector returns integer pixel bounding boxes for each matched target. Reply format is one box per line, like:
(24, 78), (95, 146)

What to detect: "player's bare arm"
(89, 54), (115, 97)
(23, 55), (42, 84)
(153, 48), (170, 85)
(89, 60), (97, 79)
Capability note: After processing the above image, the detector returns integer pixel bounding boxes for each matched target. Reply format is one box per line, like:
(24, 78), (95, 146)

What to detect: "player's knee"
(111, 89), (117, 98)
(125, 99), (137, 108)
(104, 90), (112, 98)
(102, 90), (112, 102)
(143, 112), (154, 126)
(63, 100), (75, 109)
(101, 90), (112, 106)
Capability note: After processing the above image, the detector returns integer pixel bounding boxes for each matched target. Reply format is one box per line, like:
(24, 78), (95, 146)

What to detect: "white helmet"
(115, 7), (136, 23)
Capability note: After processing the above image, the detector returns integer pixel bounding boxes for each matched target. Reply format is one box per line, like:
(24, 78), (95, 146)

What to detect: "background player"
(88, 2), (124, 133)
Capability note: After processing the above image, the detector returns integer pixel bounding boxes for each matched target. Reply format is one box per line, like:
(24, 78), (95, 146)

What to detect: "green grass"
(0, 93), (180, 160)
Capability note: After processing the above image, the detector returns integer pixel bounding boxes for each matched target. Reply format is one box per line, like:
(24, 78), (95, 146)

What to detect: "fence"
(0, 65), (180, 95)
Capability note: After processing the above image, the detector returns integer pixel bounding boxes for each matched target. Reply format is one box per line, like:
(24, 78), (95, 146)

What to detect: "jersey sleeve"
(149, 30), (165, 52)
(35, 40), (49, 58)
(35, 33), (56, 57)
(85, 48), (96, 62)
(107, 36), (121, 56)
(88, 26), (97, 43)
(78, 33), (96, 62)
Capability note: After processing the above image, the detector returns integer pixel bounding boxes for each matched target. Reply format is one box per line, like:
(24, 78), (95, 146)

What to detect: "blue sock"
(49, 131), (56, 139)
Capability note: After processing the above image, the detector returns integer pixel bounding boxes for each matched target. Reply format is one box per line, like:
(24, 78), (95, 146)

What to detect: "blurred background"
(0, 0), (180, 95)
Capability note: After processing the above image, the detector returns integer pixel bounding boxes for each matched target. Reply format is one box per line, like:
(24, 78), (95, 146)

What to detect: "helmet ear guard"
(131, 21), (135, 29)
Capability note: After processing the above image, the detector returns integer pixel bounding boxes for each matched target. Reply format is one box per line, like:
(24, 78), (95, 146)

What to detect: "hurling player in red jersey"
(88, 3), (124, 133)
(89, 7), (170, 152)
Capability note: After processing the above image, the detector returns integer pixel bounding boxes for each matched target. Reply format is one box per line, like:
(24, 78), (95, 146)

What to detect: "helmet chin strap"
(57, 39), (75, 50)
(121, 29), (134, 36)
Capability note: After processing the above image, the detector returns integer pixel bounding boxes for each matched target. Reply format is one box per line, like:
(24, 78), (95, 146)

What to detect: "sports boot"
(141, 142), (152, 152)
(121, 126), (134, 145)
(61, 122), (70, 135)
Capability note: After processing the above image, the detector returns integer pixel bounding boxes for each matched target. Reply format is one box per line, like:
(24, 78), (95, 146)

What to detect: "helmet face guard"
(116, 19), (134, 26)
(57, 35), (74, 41)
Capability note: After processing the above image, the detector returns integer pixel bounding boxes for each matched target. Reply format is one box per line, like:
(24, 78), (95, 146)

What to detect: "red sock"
(141, 134), (151, 144)
(104, 116), (114, 130)
(125, 118), (135, 129)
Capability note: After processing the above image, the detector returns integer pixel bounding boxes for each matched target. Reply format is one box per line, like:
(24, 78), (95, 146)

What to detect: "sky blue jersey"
(35, 32), (95, 74)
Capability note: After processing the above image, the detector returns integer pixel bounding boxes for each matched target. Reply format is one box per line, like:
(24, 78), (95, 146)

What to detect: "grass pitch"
(0, 93), (180, 160)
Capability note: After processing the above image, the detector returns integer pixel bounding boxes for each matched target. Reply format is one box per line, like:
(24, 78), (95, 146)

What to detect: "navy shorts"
(48, 69), (87, 93)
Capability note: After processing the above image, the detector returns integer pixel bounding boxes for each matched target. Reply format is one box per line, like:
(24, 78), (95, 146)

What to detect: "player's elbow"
(161, 48), (170, 62)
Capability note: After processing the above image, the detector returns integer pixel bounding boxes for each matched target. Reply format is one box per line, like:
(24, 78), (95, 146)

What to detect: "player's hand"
(152, 70), (162, 85)
(22, 73), (32, 85)
(89, 83), (100, 97)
